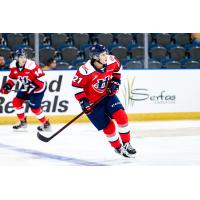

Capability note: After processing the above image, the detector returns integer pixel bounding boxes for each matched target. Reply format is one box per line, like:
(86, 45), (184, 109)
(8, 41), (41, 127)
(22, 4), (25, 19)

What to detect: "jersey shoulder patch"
(9, 60), (17, 69)
(78, 61), (95, 75)
(107, 55), (118, 65)
(25, 59), (37, 70)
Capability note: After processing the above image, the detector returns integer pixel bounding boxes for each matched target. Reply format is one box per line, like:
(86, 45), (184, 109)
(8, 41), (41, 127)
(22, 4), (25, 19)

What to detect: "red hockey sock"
(31, 108), (47, 124)
(112, 109), (130, 143)
(103, 120), (121, 149)
(17, 113), (25, 121)
(13, 97), (26, 121)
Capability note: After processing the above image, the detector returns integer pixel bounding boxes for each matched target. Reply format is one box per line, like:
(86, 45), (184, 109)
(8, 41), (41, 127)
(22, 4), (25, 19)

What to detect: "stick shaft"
(37, 94), (108, 142)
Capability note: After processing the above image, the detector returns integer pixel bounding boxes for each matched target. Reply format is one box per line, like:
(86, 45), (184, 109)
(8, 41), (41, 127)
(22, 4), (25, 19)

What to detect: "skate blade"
(13, 128), (28, 132)
(126, 151), (137, 158)
(115, 152), (136, 159)
(37, 128), (52, 133)
(127, 154), (136, 158)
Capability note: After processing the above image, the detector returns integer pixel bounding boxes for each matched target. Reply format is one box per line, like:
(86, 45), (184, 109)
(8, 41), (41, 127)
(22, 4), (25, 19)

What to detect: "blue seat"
(71, 59), (86, 69)
(181, 58), (200, 68)
(134, 33), (152, 46)
(115, 33), (133, 48)
(28, 33), (45, 49)
(50, 33), (68, 49)
(122, 59), (143, 69)
(80, 44), (92, 60)
(172, 33), (191, 46)
(154, 33), (171, 47)
(148, 59), (162, 69)
(57, 44), (72, 51)
(161, 58), (181, 69)
(128, 44), (144, 60)
(0, 47), (12, 61)
(96, 33), (114, 47)
(55, 61), (70, 70)
(7, 33), (24, 50)
(149, 45), (167, 61)
(61, 46), (78, 64)
(108, 44), (128, 62)
(72, 33), (89, 50)
(188, 46), (200, 60)
(167, 45), (186, 61)
(39, 46), (56, 64)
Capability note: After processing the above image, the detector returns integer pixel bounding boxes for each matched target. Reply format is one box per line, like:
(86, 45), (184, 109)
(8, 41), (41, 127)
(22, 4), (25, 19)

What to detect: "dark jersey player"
(72, 44), (136, 158)
(0, 49), (51, 132)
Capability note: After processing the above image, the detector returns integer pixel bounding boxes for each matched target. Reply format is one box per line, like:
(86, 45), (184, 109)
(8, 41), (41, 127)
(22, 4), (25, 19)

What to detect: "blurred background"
(1, 33), (200, 70)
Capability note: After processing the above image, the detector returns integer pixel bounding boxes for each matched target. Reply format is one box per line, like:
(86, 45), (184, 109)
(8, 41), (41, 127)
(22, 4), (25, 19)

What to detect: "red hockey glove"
(0, 83), (12, 94)
(107, 77), (121, 96)
(79, 98), (93, 114)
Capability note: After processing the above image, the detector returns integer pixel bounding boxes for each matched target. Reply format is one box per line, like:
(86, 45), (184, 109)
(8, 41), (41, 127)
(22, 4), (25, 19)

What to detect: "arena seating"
(1, 33), (200, 70)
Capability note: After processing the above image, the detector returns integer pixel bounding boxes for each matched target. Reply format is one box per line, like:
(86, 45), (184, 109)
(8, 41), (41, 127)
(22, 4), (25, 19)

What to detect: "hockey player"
(0, 49), (51, 132)
(72, 44), (136, 158)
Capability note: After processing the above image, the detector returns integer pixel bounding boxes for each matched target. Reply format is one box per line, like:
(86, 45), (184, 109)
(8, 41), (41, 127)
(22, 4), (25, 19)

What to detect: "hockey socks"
(13, 97), (26, 121)
(112, 109), (130, 143)
(31, 108), (47, 124)
(103, 120), (121, 149)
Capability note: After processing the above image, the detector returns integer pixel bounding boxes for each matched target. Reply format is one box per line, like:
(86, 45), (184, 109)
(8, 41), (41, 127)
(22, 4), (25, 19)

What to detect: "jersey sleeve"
(6, 68), (18, 87)
(113, 57), (122, 80)
(71, 68), (90, 101)
(29, 64), (45, 79)
(29, 64), (46, 92)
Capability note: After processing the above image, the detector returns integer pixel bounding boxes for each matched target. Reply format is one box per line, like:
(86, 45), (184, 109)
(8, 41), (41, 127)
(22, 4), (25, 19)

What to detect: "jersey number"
(35, 68), (43, 76)
(73, 75), (82, 84)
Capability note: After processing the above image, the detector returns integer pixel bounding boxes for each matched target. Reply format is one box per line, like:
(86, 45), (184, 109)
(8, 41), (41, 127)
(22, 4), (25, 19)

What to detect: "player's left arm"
(0, 68), (17, 94)
(112, 57), (122, 80)
(29, 64), (46, 92)
(107, 57), (122, 96)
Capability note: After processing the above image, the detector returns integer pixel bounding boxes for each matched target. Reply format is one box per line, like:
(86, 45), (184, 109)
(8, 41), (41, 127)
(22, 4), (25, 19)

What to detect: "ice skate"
(123, 142), (136, 156)
(13, 117), (27, 132)
(37, 120), (52, 132)
(114, 145), (132, 158)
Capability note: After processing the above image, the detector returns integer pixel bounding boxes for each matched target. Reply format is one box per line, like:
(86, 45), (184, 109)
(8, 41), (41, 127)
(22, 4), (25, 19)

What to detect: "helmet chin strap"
(16, 60), (26, 71)
(96, 59), (104, 65)
(91, 58), (102, 65)
(95, 56), (105, 65)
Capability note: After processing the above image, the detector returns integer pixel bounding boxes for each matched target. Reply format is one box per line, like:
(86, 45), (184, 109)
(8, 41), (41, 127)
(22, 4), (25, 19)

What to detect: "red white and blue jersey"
(7, 59), (46, 94)
(72, 55), (121, 103)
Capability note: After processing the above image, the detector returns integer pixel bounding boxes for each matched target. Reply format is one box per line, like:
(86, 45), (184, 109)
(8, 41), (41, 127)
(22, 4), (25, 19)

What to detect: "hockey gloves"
(79, 97), (93, 114)
(0, 83), (12, 94)
(107, 77), (121, 96)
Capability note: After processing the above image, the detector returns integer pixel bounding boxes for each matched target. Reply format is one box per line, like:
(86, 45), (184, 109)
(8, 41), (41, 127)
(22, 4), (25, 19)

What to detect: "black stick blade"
(37, 132), (51, 142)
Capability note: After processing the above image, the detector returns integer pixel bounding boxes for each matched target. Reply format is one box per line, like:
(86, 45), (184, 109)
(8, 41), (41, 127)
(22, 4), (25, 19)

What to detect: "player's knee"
(12, 97), (24, 108)
(103, 120), (116, 135)
(112, 109), (128, 125)
(31, 107), (42, 114)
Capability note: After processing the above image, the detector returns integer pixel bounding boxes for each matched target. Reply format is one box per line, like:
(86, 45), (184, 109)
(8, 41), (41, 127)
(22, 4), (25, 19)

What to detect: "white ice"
(0, 120), (200, 166)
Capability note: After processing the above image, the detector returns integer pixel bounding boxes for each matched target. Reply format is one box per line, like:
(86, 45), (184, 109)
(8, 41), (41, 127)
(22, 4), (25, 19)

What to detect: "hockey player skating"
(72, 44), (136, 158)
(0, 49), (51, 132)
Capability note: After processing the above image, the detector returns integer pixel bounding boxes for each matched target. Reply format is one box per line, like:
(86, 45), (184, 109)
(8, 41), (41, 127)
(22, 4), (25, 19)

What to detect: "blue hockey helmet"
(89, 44), (108, 59)
(15, 49), (27, 58)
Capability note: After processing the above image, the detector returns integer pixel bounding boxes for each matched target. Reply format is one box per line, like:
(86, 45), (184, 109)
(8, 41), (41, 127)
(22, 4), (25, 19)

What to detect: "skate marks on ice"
(0, 142), (107, 166)
(0, 124), (137, 166)
(0, 121), (200, 165)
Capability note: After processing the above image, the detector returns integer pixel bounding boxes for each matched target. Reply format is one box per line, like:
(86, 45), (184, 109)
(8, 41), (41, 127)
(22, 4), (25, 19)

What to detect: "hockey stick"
(0, 89), (20, 94)
(11, 89), (20, 92)
(37, 94), (108, 142)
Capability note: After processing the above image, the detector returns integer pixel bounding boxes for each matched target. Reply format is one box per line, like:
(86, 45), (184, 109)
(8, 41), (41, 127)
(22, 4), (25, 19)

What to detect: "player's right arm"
(72, 65), (90, 101)
(0, 63), (17, 94)
(71, 65), (93, 114)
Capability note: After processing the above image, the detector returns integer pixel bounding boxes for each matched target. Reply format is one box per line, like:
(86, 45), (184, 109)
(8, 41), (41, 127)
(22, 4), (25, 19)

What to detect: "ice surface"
(0, 120), (200, 166)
